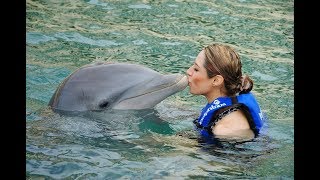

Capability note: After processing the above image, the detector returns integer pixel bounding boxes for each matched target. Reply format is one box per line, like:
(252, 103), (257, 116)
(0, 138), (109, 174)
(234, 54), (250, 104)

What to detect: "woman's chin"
(188, 87), (195, 95)
(189, 91), (200, 95)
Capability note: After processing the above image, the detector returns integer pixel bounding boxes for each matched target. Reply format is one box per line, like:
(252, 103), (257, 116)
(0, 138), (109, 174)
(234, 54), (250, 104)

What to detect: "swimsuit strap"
(209, 105), (242, 127)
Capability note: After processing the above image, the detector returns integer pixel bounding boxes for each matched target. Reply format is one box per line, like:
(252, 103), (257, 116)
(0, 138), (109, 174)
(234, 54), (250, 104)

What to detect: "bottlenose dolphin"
(49, 62), (188, 112)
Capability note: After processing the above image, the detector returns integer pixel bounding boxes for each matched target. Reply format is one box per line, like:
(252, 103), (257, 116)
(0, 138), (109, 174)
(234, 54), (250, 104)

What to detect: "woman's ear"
(212, 75), (224, 86)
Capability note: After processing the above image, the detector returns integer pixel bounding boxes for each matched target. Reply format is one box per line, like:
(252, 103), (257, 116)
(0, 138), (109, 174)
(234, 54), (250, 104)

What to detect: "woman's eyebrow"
(194, 62), (200, 67)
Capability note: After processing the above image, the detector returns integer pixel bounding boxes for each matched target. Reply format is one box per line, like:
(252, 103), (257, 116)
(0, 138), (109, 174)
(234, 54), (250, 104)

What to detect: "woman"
(186, 43), (264, 140)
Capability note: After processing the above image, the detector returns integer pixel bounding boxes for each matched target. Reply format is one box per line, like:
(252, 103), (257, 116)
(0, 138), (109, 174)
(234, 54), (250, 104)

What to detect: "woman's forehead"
(195, 50), (206, 66)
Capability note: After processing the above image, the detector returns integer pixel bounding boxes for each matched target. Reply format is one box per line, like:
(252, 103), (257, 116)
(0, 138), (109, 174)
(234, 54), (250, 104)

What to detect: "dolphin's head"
(49, 62), (188, 112)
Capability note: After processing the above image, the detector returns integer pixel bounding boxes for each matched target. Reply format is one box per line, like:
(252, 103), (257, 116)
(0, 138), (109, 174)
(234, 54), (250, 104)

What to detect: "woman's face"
(186, 50), (213, 96)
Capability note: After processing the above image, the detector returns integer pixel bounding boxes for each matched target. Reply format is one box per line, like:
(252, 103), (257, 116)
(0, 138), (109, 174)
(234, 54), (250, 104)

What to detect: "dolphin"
(48, 62), (188, 112)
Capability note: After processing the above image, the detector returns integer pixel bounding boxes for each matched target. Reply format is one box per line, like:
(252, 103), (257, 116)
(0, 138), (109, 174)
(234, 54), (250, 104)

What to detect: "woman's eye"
(194, 68), (198, 72)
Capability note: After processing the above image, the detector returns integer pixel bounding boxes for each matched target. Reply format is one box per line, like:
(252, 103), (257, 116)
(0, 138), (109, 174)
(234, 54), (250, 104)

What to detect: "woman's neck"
(205, 89), (227, 104)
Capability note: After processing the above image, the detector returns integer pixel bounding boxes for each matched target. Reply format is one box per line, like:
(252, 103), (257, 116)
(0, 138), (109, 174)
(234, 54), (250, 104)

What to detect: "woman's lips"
(187, 76), (191, 86)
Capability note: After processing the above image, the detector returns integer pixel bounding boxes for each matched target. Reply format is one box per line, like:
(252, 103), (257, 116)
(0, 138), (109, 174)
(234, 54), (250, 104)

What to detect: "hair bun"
(240, 75), (253, 93)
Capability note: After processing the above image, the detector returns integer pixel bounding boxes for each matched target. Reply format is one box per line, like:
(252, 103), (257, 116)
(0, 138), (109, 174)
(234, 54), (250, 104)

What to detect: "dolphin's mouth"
(124, 74), (187, 99)
(173, 75), (188, 90)
(114, 75), (188, 109)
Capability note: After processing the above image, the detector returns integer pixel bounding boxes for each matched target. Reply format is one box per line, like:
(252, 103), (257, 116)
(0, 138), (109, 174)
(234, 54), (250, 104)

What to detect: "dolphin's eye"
(99, 101), (109, 108)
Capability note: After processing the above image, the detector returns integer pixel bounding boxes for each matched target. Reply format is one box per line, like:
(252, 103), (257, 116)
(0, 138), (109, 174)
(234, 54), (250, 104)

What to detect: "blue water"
(26, 0), (294, 179)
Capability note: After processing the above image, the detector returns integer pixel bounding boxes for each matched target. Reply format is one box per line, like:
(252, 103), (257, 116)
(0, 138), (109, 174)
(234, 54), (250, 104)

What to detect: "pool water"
(26, 0), (294, 179)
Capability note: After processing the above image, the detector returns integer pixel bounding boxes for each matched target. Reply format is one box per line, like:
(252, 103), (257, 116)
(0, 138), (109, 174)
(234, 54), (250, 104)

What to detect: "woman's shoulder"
(211, 109), (254, 137)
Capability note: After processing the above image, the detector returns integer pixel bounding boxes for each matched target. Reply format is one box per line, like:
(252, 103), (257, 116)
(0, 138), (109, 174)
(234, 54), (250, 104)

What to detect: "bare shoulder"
(212, 110), (254, 139)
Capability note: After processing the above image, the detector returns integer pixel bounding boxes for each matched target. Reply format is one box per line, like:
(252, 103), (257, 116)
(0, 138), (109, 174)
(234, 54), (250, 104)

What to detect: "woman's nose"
(186, 67), (192, 76)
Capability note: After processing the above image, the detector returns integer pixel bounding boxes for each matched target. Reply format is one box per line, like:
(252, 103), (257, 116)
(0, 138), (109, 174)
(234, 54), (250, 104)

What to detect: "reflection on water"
(26, 0), (293, 179)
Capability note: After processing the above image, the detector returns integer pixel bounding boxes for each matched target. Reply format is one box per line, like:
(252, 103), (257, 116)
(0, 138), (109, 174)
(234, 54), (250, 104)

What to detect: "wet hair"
(203, 43), (253, 96)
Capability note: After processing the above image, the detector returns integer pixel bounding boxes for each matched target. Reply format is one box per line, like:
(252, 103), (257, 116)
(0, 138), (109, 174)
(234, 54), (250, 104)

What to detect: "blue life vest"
(193, 92), (265, 138)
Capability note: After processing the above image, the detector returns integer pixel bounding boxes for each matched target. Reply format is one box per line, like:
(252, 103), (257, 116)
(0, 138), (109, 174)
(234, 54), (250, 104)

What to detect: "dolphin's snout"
(175, 74), (188, 90)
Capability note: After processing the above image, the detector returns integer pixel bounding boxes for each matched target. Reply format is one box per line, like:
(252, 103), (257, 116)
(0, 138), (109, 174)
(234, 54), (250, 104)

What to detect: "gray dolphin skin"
(48, 62), (188, 112)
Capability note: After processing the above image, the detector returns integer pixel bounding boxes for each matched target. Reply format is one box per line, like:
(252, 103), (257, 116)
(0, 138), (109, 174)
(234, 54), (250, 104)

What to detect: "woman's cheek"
(189, 78), (199, 94)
